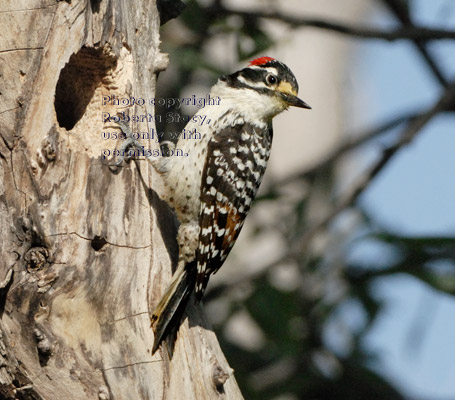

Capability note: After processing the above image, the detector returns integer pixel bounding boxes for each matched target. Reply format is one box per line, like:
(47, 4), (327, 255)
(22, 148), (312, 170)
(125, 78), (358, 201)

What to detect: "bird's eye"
(265, 74), (278, 85)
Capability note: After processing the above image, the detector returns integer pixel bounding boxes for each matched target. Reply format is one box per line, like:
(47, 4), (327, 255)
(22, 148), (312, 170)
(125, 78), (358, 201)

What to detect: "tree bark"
(0, 1), (243, 399)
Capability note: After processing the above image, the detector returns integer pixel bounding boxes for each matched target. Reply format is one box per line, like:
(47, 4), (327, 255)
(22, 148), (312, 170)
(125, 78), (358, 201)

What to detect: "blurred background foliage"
(155, 0), (455, 399)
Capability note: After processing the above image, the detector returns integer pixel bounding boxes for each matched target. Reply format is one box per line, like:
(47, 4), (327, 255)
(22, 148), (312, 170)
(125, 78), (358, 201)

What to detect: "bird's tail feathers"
(151, 263), (196, 356)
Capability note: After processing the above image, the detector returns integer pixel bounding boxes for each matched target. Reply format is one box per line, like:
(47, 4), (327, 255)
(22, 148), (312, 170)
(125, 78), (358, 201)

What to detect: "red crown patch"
(249, 56), (275, 66)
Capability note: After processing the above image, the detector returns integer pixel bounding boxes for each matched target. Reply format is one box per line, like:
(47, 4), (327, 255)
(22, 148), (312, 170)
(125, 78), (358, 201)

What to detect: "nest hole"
(54, 47), (116, 130)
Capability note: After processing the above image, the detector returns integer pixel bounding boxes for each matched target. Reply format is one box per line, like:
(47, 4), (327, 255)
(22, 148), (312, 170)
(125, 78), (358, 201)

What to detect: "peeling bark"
(0, 1), (243, 398)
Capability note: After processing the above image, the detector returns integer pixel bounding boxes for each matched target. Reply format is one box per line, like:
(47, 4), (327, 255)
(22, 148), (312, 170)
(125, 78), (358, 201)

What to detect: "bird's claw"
(114, 121), (143, 165)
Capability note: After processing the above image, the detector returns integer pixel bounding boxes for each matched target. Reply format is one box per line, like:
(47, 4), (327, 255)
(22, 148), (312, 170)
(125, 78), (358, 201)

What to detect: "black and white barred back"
(150, 56), (310, 355)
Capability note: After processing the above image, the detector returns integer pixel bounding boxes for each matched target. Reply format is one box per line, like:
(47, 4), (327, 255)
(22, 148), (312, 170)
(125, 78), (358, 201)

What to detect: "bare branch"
(221, 8), (455, 42)
(216, 2), (450, 86)
(289, 81), (455, 257)
(264, 109), (422, 191)
(380, 0), (449, 87)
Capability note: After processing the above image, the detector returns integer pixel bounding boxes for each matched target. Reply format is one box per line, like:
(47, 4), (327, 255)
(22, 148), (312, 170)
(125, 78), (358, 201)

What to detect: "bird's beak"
(284, 94), (311, 109)
(276, 82), (311, 109)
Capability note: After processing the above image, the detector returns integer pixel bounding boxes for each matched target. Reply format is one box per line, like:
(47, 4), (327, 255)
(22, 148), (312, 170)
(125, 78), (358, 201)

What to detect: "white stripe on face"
(237, 74), (268, 90)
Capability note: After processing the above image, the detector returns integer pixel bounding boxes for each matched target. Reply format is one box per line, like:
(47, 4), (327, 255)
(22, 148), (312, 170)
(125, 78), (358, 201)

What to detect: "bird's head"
(216, 56), (311, 121)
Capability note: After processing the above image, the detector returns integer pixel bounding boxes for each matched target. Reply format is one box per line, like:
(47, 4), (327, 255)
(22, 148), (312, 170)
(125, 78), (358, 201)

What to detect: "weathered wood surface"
(0, 1), (243, 398)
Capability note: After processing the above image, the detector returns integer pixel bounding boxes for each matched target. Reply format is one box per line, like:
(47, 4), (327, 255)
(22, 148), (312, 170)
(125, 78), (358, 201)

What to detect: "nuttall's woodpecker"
(117, 56), (311, 355)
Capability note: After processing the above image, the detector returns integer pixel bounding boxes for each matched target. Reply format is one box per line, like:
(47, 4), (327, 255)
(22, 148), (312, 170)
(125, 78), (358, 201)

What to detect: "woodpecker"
(118, 56), (310, 355)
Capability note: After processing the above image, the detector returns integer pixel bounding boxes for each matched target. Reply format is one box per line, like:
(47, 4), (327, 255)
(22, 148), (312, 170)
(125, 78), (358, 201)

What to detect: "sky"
(349, 1), (455, 398)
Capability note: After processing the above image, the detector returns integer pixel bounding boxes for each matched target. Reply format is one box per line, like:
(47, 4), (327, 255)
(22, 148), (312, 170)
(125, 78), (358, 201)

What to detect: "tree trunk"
(0, 1), (243, 399)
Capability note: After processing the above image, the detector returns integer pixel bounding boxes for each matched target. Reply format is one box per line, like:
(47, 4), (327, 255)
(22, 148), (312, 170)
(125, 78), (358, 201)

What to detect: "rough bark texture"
(0, 1), (243, 399)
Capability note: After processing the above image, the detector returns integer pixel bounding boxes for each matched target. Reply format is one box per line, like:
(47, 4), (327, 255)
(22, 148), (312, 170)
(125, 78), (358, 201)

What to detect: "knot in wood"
(98, 385), (110, 400)
(41, 136), (57, 162)
(33, 328), (53, 358)
(24, 247), (49, 272)
(211, 363), (229, 392)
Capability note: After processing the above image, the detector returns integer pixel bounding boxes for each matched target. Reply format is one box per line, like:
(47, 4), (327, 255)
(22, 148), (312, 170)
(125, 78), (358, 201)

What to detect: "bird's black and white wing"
(194, 123), (273, 300)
